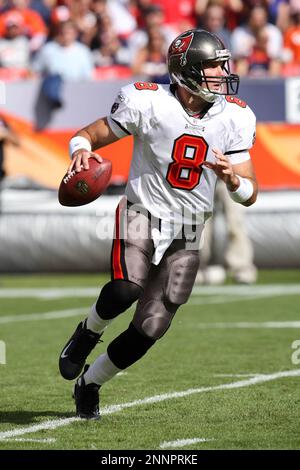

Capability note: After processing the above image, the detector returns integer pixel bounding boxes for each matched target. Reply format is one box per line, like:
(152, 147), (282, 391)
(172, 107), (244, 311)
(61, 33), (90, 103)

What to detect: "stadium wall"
(1, 189), (300, 271)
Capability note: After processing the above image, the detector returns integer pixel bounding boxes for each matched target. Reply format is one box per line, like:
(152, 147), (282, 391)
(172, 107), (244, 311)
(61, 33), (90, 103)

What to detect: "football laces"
(63, 170), (76, 184)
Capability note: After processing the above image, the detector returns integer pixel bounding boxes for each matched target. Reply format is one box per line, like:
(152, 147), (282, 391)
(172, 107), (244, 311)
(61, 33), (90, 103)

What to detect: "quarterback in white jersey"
(108, 82), (256, 223)
(59, 29), (258, 420)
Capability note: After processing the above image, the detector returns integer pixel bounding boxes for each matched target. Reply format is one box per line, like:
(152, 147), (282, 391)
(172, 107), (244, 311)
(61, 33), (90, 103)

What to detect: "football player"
(59, 29), (258, 419)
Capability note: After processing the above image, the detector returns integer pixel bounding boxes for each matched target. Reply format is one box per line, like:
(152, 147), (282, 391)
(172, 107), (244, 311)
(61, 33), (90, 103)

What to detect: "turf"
(0, 270), (300, 450)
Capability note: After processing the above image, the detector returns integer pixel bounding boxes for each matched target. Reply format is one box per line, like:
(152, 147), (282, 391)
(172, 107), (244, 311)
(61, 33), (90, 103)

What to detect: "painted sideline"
(0, 369), (299, 440)
(0, 284), (300, 299)
(160, 438), (212, 449)
(195, 321), (300, 329)
(0, 308), (88, 324)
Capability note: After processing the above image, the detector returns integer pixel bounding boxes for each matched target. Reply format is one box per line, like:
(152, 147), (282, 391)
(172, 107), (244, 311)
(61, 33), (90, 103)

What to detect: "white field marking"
(1, 285), (300, 325)
(159, 438), (213, 449)
(5, 438), (56, 444)
(2, 284), (299, 325)
(0, 299), (239, 325)
(0, 369), (299, 441)
(0, 297), (264, 325)
(188, 295), (260, 305)
(0, 288), (100, 299)
(116, 372), (128, 376)
(0, 308), (88, 324)
(0, 284), (300, 300)
(192, 284), (300, 296)
(195, 321), (300, 329)
(213, 373), (266, 378)
(0, 417), (80, 440)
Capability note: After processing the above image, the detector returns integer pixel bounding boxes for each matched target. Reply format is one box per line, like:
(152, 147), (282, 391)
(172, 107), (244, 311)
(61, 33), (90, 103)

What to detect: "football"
(58, 157), (112, 207)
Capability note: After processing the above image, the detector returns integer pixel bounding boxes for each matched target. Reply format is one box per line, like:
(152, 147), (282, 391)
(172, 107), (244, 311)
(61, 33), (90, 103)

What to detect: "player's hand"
(67, 150), (103, 174)
(202, 148), (239, 191)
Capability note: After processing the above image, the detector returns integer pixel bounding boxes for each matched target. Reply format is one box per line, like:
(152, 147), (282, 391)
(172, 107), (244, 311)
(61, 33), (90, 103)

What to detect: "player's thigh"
(111, 199), (154, 288)
(139, 243), (200, 305)
(132, 243), (200, 338)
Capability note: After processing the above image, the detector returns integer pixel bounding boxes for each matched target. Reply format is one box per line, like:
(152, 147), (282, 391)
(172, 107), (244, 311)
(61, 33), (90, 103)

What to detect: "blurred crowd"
(0, 0), (299, 82)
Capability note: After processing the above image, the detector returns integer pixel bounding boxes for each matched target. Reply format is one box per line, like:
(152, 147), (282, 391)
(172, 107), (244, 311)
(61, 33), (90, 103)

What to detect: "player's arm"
(68, 117), (120, 174)
(203, 148), (258, 207)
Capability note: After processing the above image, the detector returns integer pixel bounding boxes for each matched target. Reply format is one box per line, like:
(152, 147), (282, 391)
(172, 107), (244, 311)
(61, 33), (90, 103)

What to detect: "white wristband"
(228, 175), (254, 203)
(69, 136), (91, 159)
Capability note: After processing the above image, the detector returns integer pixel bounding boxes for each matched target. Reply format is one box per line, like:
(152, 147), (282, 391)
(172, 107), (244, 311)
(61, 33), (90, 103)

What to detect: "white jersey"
(107, 82), (256, 226)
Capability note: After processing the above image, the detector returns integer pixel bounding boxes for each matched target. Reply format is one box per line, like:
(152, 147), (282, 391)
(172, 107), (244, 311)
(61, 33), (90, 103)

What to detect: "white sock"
(86, 302), (112, 334)
(84, 352), (121, 386)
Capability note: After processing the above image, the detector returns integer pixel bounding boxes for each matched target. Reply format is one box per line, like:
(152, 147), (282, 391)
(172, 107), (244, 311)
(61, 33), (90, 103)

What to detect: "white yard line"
(0, 288), (100, 299)
(4, 438), (56, 444)
(159, 438), (213, 449)
(0, 418), (80, 440)
(0, 369), (299, 441)
(2, 304), (298, 326)
(0, 284), (300, 299)
(0, 300), (246, 325)
(195, 321), (300, 329)
(192, 284), (300, 296)
(213, 373), (265, 378)
(188, 295), (260, 305)
(0, 308), (88, 324)
(2, 286), (299, 325)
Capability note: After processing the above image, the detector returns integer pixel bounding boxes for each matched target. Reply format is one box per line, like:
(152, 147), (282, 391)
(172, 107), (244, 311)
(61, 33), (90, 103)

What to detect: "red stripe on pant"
(112, 203), (124, 280)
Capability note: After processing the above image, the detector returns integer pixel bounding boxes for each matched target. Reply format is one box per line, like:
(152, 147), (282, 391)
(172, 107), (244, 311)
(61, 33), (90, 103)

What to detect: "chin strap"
(195, 86), (216, 103)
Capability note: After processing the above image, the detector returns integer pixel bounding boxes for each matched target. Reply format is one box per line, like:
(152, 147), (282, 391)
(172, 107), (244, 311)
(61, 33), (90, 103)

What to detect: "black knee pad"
(96, 280), (142, 320)
(107, 322), (156, 369)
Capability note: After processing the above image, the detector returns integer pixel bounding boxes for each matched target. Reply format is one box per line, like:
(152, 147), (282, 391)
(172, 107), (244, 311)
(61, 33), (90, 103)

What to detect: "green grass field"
(0, 270), (300, 450)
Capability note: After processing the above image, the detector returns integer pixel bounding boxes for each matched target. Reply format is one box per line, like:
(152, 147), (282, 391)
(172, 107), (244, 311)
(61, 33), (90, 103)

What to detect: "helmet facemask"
(173, 58), (239, 103)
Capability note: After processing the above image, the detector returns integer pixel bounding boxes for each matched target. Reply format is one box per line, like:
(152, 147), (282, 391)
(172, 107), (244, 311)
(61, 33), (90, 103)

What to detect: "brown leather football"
(58, 157), (112, 206)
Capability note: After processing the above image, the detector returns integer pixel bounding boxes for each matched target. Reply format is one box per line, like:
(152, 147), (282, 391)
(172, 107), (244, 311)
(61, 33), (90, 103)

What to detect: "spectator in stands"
(127, 4), (176, 63)
(131, 24), (168, 81)
(133, 0), (154, 28)
(0, 11), (30, 71)
(49, 4), (71, 39)
(265, 0), (290, 31)
(0, 0), (47, 52)
(32, 20), (93, 81)
(32, 19), (93, 113)
(283, 12), (300, 67)
(290, 0), (300, 16)
(247, 26), (282, 76)
(31, 0), (56, 27)
(196, 0), (244, 31)
(91, 0), (136, 40)
(90, 0), (107, 20)
(200, 3), (232, 48)
(91, 12), (130, 67)
(0, 1), (9, 14)
(231, 5), (283, 76)
(105, 0), (137, 40)
(153, 0), (200, 32)
(69, 0), (97, 47)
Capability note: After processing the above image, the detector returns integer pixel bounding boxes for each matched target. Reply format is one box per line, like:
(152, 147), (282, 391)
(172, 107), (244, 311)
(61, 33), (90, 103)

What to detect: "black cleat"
(74, 365), (100, 420)
(59, 320), (101, 380)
